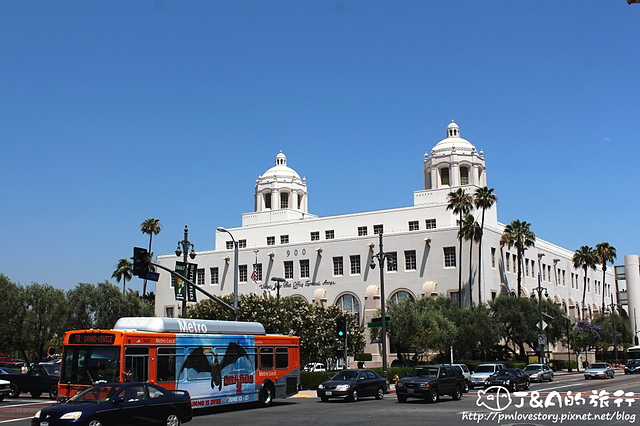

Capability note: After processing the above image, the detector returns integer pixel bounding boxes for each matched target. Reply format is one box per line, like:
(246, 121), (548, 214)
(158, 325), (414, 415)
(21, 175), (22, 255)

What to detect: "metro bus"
(628, 345), (640, 360)
(57, 317), (300, 409)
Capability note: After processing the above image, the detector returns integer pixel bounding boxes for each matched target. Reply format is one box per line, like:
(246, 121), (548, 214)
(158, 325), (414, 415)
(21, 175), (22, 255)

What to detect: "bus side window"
(125, 347), (149, 382)
(260, 347), (274, 370)
(276, 347), (288, 369)
(156, 348), (176, 383)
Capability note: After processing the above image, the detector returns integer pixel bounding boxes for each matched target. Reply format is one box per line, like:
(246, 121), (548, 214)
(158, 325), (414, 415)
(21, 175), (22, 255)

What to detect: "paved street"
(2, 372), (639, 426)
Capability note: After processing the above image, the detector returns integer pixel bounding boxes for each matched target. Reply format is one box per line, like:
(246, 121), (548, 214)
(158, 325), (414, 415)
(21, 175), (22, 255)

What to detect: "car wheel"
(8, 384), (19, 398)
(463, 380), (470, 393)
(320, 396), (329, 402)
(30, 391), (42, 398)
(260, 383), (275, 407)
(428, 388), (439, 403)
(375, 388), (384, 400)
(88, 418), (104, 426)
(165, 413), (181, 426)
(348, 389), (358, 402)
(49, 385), (58, 399)
(0, 397), (4, 402)
(452, 385), (462, 401)
(397, 394), (407, 403)
(549, 374), (553, 382)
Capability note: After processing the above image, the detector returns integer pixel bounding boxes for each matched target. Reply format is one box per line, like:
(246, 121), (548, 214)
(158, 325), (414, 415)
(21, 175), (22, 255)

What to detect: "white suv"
(452, 364), (471, 392)
(470, 363), (506, 389)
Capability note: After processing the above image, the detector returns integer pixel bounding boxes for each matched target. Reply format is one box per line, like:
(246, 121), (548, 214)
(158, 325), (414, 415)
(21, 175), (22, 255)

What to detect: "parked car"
(624, 359), (640, 375)
(469, 363), (506, 389)
(0, 357), (24, 367)
(303, 362), (326, 372)
(32, 382), (192, 426)
(523, 364), (554, 382)
(0, 379), (11, 402)
(317, 369), (387, 402)
(0, 363), (60, 398)
(584, 362), (615, 379)
(484, 368), (530, 392)
(395, 364), (465, 403)
(451, 364), (471, 392)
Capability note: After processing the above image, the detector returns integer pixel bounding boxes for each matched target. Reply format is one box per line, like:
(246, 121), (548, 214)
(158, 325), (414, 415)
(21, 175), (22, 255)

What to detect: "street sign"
(145, 272), (159, 282)
(538, 333), (547, 345)
(537, 320), (548, 331)
(367, 316), (390, 328)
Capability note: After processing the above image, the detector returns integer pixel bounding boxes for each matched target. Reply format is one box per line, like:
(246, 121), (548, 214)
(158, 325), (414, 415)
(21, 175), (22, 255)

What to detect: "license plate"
(325, 391), (332, 396)
(407, 389), (414, 393)
(41, 423), (49, 426)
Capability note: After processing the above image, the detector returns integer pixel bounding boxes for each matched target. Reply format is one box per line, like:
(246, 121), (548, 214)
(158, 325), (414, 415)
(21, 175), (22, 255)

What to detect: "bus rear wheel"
(260, 383), (275, 407)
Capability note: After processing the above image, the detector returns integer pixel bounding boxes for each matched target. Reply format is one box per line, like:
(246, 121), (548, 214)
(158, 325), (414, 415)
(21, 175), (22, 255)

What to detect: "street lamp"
(609, 294), (620, 363)
(533, 253), (549, 363)
(218, 227), (239, 321)
(271, 277), (286, 299)
(175, 225), (196, 316)
(369, 232), (392, 377)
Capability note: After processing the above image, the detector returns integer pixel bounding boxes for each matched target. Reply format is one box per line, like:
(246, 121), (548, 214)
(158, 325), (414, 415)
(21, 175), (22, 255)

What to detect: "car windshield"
(524, 366), (541, 372)
(627, 360), (640, 365)
(408, 367), (439, 378)
(495, 370), (516, 377)
(42, 364), (61, 376)
(590, 363), (607, 369)
(331, 371), (359, 381)
(475, 365), (496, 373)
(70, 384), (123, 403)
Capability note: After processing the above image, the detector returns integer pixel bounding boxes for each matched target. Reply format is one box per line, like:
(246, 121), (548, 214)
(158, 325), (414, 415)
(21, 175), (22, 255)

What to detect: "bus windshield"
(61, 346), (120, 385)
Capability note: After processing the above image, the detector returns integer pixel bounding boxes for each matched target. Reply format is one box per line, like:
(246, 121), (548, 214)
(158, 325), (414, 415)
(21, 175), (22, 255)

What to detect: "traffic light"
(336, 317), (347, 339)
(132, 247), (150, 277)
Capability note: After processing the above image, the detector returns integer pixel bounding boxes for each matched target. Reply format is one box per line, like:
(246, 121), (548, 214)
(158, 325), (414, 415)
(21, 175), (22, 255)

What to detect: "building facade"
(155, 121), (619, 362)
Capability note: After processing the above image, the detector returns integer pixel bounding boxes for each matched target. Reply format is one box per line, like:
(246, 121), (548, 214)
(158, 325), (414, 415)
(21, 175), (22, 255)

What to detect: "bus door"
(124, 347), (149, 382)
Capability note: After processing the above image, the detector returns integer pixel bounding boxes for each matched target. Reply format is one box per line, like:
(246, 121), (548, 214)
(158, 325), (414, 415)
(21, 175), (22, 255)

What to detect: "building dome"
(258, 151), (302, 182)
(254, 151), (308, 215)
(430, 120), (477, 156)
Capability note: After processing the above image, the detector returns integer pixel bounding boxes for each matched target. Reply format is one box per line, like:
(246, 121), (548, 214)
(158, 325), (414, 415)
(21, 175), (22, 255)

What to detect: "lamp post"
(218, 227), (239, 321)
(271, 277), (286, 299)
(175, 225), (196, 317)
(534, 253), (548, 363)
(609, 294), (619, 363)
(369, 232), (392, 377)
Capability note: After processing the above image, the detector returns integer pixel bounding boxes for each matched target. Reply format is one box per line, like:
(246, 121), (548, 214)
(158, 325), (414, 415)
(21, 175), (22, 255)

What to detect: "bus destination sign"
(69, 332), (116, 345)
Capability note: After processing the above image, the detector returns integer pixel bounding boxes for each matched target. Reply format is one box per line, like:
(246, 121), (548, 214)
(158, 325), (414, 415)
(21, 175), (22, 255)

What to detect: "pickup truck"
(0, 363), (60, 398)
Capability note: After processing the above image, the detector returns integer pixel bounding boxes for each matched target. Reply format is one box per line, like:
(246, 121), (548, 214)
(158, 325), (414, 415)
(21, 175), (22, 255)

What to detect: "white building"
(155, 121), (619, 362)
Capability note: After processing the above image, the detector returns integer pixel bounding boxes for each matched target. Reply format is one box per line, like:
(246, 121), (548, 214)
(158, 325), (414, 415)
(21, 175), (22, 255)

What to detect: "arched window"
(280, 191), (289, 209)
(460, 166), (469, 185)
(390, 290), (414, 304)
(336, 294), (360, 321)
(263, 192), (271, 209)
(440, 167), (450, 186)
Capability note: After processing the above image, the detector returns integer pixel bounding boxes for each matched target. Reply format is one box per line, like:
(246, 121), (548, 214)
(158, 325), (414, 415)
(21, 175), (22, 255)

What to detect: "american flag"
(251, 263), (258, 283)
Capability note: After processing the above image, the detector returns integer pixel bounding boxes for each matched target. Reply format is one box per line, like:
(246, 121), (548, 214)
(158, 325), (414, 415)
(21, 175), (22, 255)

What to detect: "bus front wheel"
(260, 383), (275, 407)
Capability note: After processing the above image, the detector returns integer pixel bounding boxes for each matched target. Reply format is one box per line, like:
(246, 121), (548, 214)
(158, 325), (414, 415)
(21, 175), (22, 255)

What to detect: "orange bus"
(57, 317), (300, 409)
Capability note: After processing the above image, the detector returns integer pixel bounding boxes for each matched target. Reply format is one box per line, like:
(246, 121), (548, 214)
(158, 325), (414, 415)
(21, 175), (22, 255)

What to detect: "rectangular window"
(164, 307), (174, 318)
(239, 265), (247, 283)
(226, 241), (233, 250)
(260, 347), (274, 370)
(358, 226), (368, 236)
(267, 236), (275, 246)
(548, 265), (552, 282)
(284, 261), (294, 279)
(238, 239), (247, 248)
(506, 253), (510, 272)
(408, 220), (419, 231)
(450, 290), (459, 303)
(280, 192), (289, 209)
(276, 347), (288, 369)
(387, 252), (398, 272)
(310, 231), (320, 241)
(196, 268), (205, 286)
(512, 254), (517, 272)
(325, 230), (335, 240)
(440, 168), (450, 186)
(425, 219), (437, 229)
(280, 235), (289, 244)
(460, 166), (469, 185)
(300, 259), (309, 278)
(562, 270), (566, 286)
(210, 267), (219, 285)
(542, 264), (546, 281)
(404, 250), (417, 270)
(373, 224), (384, 235)
(333, 257), (343, 276)
(444, 247), (456, 267)
(157, 348), (177, 382)
(264, 193), (271, 209)
(491, 247), (496, 268)
(350, 255), (361, 275)
(525, 259), (530, 277)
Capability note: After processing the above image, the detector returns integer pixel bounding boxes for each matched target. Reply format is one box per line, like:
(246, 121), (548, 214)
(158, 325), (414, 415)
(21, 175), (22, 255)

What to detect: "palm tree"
(595, 242), (616, 315)
(447, 188), (474, 307)
(112, 258), (133, 293)
(500, 220), (536, 298)
(473, 186), (497, 303)
(460, 213), (482, 306)
(140, 218), (161, 296)
(572, 245), (597, 319)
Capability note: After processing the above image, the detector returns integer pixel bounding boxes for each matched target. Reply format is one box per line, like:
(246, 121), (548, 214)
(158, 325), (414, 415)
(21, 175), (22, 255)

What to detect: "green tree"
(500, 220), (536, 297)
(473, 187), (497, 303)
(460, 213), (481, 306)
(594, 242), (617, 314)
(569, 320), (601, 371)
(140, 218), (161, 296)
(112, 258), (133, 293)
(65, 283), (100, 330)
(0, 274), (27, 358)
(592, 312), (632, 361)
(572, 245), (597, 318)
(447, 188), (474, 307)
(23, 283), (69, 362)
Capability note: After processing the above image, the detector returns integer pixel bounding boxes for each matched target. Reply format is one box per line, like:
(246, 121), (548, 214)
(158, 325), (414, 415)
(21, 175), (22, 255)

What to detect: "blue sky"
(1, 1), (638, 293)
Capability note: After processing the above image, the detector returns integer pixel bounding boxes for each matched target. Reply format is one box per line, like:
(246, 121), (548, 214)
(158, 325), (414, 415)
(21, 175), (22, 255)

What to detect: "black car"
(484, 368), (530, 392)
(0, 364), (60, 398)
(395, 364), (465, 403)
(0, 367), (27, 398)
(317, 369), (387, 402)
(32, 382), (192, 426)
(624, 359), (640, 374)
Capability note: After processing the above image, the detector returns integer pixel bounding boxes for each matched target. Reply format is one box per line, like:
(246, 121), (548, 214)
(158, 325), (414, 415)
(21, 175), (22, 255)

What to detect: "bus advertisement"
(57, 317), (300, 409)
